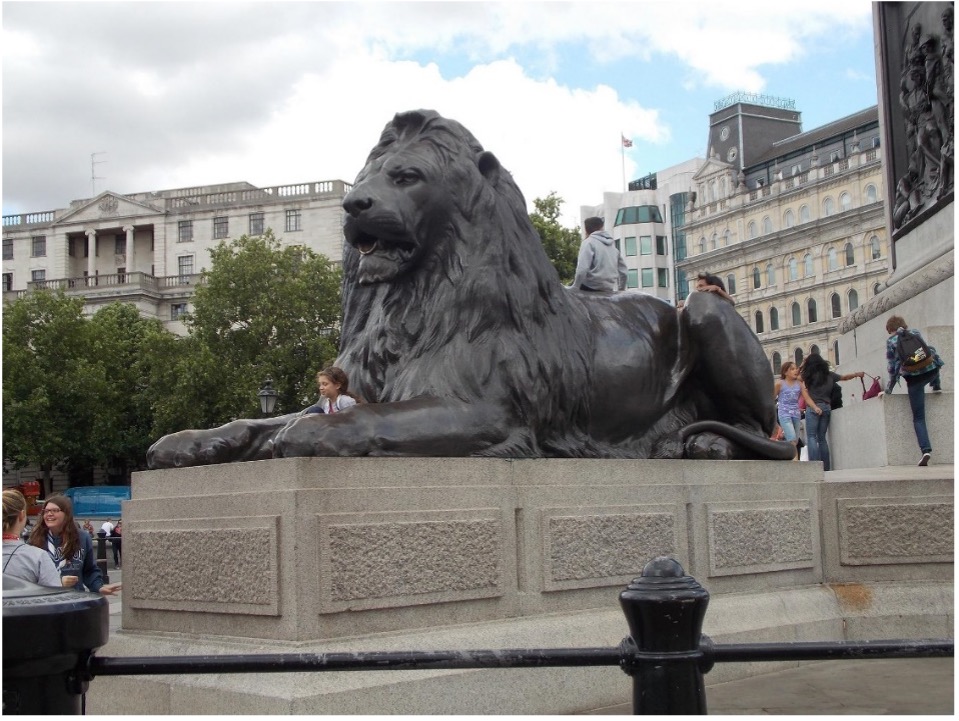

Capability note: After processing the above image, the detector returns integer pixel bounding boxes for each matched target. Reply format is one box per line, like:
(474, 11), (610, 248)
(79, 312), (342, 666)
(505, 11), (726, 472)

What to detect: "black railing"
(4, 556), (952, 715)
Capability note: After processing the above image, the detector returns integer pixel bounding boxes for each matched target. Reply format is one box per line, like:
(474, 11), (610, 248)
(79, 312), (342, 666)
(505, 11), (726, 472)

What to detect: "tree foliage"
(181, 231), (342, 418)
(530, 193), (582, 285)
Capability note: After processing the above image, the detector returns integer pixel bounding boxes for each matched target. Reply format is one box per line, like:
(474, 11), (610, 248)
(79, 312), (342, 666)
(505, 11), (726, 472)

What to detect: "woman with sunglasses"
(28, 495), (121, 595)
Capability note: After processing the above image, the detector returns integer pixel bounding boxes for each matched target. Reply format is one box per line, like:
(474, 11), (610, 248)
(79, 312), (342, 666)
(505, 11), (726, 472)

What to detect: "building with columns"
(676, 98), (888, 374)
(2, 179), (352, 334)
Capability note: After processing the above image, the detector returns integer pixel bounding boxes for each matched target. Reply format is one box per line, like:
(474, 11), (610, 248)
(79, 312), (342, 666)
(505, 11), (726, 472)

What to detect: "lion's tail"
(679, 421), (797, 461)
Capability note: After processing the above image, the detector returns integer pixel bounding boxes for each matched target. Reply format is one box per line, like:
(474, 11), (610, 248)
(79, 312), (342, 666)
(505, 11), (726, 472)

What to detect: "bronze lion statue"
(147, 109), (793, 468)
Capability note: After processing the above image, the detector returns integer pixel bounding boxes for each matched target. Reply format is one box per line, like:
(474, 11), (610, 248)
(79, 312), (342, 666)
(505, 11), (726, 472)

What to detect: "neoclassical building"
(2, 179), (352, 333)
(675, 97), (888, 373)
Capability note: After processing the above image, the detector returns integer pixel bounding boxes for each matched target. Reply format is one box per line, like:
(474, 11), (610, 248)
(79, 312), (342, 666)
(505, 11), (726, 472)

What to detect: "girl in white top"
(2, 489), (62, 587)
(317, 366), (359, 413)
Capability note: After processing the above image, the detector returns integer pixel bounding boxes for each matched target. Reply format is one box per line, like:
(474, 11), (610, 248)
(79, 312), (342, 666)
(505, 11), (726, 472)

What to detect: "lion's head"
(342, 110), (507, 286)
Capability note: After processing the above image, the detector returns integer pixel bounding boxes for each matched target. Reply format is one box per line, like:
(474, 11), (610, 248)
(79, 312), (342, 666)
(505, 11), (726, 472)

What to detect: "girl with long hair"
(316, 367), (360, 414)
(28, 495), (121, 595)
(799, 354), (865, 471)
(774, 361), (804, 459)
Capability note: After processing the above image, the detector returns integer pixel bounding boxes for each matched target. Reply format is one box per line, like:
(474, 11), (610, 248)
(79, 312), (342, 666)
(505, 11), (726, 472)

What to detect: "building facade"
(675, 99), (888, 374)
(580, 158), (701, 304)
(2, 179), (352, 334)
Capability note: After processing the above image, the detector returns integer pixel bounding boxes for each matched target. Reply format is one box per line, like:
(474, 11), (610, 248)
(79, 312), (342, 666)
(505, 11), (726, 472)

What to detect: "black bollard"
(2, 575), (109, 714)
(619, 556), (711, 715)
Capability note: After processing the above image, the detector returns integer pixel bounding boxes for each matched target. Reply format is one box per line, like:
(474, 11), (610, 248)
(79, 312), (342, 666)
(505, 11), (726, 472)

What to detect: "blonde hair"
(2, 489), (27, 533)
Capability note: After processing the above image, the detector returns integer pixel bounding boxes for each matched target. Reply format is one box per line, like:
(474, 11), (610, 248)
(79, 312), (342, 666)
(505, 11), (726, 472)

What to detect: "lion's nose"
(343, 192), (373, 217)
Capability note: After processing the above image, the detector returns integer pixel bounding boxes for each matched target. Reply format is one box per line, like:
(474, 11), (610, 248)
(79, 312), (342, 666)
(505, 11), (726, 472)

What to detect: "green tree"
(530, 193), (582, 285)
(87, 303), (173, 481)
(2, 291), (105, 495)
(183, 231), (342, 418)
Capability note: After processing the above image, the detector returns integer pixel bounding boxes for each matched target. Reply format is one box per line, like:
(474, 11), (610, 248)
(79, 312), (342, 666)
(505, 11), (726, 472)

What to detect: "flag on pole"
(621, 134), (633, 148)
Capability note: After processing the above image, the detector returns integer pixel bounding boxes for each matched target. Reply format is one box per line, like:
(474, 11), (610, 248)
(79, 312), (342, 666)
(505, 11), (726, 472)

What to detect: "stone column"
(124, 225), (135, 278)
(85, 230), (97, 286)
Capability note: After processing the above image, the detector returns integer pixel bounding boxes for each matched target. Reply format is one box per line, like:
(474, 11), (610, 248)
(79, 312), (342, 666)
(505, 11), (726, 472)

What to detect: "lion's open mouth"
(351, 229), (417, 258)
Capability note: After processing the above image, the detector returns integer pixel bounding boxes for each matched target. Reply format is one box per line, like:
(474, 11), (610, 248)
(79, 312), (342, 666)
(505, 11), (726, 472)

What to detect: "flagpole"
(621, 131), (626, 193)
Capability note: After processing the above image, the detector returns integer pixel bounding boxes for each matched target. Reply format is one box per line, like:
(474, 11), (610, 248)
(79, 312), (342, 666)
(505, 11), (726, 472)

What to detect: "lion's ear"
(477, 151), (501, 182)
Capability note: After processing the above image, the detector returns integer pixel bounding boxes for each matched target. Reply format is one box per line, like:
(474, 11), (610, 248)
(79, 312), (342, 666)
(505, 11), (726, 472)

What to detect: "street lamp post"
(258, 378), (279, 416)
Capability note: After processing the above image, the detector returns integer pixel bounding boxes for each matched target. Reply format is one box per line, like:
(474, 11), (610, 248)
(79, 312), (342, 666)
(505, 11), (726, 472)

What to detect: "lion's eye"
(392, 170), (421, 186)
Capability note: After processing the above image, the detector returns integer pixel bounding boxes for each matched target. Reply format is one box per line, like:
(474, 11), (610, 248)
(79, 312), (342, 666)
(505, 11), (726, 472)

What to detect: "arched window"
(870, 235), (881, 259)
(844, 242), (855, 266)
(794, 348), (804, 366)
(873, 282), (882, 295)
(831, 293), (842, 318)
(839, 192), (852, 212)
(804, 254), (814, 277)
(848, 289), (859, 311)
(747, 221), (757, 239)
(791, 302), (802, 327)
(827, 247), (838, 270)
(865, 184), (878, 203)
(709, 180), (717, 202)
(711, 232), (718, 250)
(772, 352), (782, 374)
(823, 197), (834, 217)
(723, 230), (730, 247)
(799, 204), (810, 223)
(789, 258), (798, 281)
(726, 274), (737, 294)
(755, 311), (764, 333)
(807, 298), (818, 323)
(762, 216), (773, 234)
(784, 209), (794, 228)
(766, 263), (775, 286)
(719, 177), (727, 197)
(770, 307), (780, 330)
(833, 340), (840, 365)
(810, 344), (820, 356)
(752, 267), (761, 289)
(699, 237), (706, 254)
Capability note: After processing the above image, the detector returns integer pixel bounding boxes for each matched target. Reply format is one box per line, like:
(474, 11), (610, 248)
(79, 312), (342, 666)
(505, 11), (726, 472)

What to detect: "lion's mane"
(339, 110), (594, 456)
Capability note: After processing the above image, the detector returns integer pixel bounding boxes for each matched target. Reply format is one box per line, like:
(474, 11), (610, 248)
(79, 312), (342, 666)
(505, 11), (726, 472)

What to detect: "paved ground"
(583, 658), (955, 715)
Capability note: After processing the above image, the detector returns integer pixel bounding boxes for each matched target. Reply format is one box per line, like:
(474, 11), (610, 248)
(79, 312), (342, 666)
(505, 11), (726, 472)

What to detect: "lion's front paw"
(684, 432), (735, 460)
(147, 431), (236, 469)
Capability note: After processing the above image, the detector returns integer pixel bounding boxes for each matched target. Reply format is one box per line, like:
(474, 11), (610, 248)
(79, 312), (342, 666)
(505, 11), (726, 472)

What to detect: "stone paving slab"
(583, 658), (955, 715)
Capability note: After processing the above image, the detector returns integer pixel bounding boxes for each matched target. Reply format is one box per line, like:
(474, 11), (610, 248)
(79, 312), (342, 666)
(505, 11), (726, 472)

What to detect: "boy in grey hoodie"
(571, 216), (627, 292)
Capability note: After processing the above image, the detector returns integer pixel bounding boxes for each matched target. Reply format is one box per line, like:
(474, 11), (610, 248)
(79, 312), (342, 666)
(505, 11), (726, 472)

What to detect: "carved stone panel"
(707, 501), (814, 576)
(541, 505), (678, 591)
(837, 497), (954, 565)
(318, 508), (505, 612)
(129, 515), (280, 616)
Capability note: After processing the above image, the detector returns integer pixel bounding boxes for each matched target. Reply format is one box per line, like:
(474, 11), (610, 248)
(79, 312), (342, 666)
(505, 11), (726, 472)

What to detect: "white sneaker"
(918, 452), (931, 467)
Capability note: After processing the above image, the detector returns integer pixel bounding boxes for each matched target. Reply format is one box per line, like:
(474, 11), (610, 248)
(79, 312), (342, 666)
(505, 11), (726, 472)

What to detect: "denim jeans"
(905, 368), (940, 453)
(778, 414), (802, 443)
(805, 408), (832, 470)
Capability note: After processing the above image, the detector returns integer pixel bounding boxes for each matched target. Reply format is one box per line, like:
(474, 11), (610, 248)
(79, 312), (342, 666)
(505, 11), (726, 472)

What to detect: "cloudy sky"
(3, 1), (878, 227)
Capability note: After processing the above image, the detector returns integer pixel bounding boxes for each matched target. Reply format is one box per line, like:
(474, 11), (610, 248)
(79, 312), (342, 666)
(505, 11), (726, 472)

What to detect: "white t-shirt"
(323, 396), (357, 413)
(101, 521), (115, 535)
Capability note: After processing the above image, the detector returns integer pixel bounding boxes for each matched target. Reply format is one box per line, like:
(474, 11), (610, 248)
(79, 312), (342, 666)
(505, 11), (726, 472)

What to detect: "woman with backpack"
(883, 316), (944, 466)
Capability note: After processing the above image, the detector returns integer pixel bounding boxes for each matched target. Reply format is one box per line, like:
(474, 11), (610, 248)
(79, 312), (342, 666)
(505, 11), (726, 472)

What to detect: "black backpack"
(830, 382), (843, 409)
(896, 331), (934, 372)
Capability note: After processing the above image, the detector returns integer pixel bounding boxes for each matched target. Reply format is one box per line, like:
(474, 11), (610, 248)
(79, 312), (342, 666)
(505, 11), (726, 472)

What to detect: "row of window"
(625, 267), (669, 290)
(619, 235), (668, 257)
(770, 344), (840, 375)
(176, 210), (300, 242)
(697, 185), (880, 253)
(715, 237), (882, 296)
(3, 235), (46, 260)
(752, 291), (861, 334)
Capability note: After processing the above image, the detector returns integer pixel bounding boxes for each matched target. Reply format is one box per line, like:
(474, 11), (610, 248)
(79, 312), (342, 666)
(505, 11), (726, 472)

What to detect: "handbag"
(861, 374), (882, 400)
